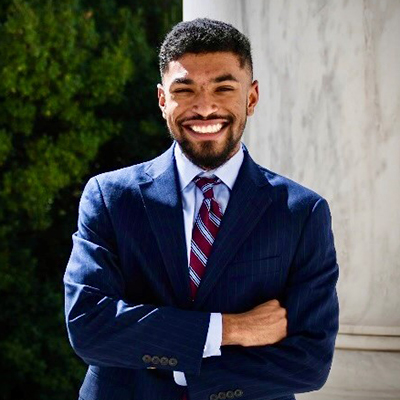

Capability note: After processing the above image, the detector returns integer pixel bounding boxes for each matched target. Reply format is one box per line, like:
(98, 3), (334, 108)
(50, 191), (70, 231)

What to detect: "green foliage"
(0, 0), (181, 398)
(0, 0), (135, 229)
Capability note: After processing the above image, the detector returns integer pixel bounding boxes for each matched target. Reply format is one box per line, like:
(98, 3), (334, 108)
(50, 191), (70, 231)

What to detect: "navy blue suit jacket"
(64, 143), (339, 400)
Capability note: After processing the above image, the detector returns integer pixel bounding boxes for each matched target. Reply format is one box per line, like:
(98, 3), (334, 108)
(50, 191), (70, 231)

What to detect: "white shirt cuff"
(203, 312), (223, 357)
(173, 371), (187, 386)
(173, 313), (222, 386)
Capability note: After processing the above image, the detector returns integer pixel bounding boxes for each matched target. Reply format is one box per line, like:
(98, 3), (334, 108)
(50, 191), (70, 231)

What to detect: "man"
(64, 18), (339, 400)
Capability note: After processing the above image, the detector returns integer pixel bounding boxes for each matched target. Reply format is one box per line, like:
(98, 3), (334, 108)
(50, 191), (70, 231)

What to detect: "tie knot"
(194, 176), (221, 199)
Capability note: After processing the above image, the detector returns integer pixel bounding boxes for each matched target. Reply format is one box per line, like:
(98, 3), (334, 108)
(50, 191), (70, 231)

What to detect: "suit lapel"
(193, 150), (273, 309)
(138, 145), (191, 307)
(138, 144), (273, 310)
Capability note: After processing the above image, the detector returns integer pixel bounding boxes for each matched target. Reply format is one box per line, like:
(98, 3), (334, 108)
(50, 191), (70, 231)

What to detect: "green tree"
(0, 0), (181, 398)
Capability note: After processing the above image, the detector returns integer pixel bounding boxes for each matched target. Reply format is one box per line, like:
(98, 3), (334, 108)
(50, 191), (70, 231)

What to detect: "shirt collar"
(174, 142), (244, 191)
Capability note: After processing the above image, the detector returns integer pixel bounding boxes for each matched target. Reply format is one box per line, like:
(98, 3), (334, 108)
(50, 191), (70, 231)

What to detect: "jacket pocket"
(228, 254), (281, 266)
(79, 366), (182, 400)
(79, 368), (134, 400)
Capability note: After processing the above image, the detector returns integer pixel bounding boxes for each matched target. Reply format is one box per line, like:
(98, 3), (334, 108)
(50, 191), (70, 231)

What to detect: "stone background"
(183, 1), (400, 398)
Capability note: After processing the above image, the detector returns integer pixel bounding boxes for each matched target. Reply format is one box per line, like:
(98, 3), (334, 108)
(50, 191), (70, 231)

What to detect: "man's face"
(158, 52), (259, 170)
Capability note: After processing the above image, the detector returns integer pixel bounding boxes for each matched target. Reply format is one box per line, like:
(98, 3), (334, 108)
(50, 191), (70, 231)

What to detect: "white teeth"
(190, 123), (223, 134)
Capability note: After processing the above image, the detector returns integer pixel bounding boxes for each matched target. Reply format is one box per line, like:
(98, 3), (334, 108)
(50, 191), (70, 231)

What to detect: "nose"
(191, 90), (218, 117)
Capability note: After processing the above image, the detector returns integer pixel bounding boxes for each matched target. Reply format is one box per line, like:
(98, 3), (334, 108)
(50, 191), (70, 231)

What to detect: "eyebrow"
(171, 77), (194, 85)
(171, 73), (239, 86)
(213, 74), (239, 83)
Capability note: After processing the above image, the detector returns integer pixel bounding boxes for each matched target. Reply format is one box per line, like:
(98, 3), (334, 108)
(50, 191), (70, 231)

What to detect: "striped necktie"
(189, 176), (223, 299)
(183, 177), (223, 400)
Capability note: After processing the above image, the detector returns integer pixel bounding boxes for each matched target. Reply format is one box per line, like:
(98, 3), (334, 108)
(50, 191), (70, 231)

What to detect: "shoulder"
(84, 147), (172, 196)
(92, 161), (150, 191)
(82, 162), (147, 200)
(256, 163), (327, 214)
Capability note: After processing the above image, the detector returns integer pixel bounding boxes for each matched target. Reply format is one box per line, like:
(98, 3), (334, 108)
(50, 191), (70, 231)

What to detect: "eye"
(216, 86), (235, 92)
(172, 88), (193, 93)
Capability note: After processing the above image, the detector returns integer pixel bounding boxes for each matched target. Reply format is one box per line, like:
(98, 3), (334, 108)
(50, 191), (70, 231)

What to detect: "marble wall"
(184, 1), (400, 399)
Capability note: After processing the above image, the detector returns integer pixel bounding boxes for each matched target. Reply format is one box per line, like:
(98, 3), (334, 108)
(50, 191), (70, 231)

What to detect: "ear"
(157, 83), (166, 119)
(246, 80), (259, 116)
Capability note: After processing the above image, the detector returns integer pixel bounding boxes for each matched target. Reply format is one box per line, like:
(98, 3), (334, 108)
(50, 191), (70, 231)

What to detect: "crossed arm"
(64, 177), (339, 399)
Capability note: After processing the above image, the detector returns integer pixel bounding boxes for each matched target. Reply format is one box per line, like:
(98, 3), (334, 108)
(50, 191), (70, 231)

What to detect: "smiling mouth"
(182, 122), (230, 134)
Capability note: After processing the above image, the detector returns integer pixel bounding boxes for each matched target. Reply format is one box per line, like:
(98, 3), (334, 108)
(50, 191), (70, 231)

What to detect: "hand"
(222, 299), (287, 347)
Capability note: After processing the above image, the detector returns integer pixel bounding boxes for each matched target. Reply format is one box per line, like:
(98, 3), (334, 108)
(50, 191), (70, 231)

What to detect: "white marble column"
(184, 1), (400, 399)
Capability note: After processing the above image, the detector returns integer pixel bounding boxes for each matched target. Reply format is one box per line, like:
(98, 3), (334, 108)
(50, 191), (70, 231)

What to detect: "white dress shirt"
(172, 142), (244, 386)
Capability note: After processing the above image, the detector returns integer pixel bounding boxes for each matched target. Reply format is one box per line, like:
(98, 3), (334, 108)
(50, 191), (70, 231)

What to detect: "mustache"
(178, 115), (234, 124)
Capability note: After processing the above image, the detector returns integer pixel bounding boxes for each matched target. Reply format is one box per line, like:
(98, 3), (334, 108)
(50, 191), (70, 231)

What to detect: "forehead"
(163, 52), (250, 85)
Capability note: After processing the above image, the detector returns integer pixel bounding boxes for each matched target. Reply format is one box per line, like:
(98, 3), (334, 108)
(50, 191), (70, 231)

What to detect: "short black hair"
(159, 18), (253, 78)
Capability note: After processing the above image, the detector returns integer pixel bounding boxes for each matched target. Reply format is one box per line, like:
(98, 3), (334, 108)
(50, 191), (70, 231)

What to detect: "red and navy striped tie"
(189, 176), (223, 298)
(183, 177), (223, 400)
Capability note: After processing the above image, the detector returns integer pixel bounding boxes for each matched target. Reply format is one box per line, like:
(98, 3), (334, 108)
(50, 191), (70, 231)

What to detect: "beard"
(168, 115), (247, 170)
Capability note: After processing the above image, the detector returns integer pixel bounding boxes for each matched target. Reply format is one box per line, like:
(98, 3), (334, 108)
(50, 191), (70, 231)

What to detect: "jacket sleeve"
(186, 198), (339, 400)
(64, 177), (210, 375)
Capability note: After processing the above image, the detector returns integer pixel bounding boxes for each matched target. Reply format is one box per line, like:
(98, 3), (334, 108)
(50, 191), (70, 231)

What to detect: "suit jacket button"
(218, 392), (226, 399)
(142, 355), (152, 363)
(210, 395), (218, 400)
(234, 389), (243, 397)
(169, 358), (178, 367)
(226, 391), (234, 399)
(160, 356), (169, 366)
(151, 356), (160, 364)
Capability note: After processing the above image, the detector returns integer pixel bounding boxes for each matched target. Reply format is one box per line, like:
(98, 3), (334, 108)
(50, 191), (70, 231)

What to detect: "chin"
(181, 139), (237, 170)
(169, 122), (242, 169)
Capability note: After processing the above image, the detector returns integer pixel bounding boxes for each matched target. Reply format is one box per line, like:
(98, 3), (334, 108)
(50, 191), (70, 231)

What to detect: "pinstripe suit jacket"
(64, 143), (339, 400)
